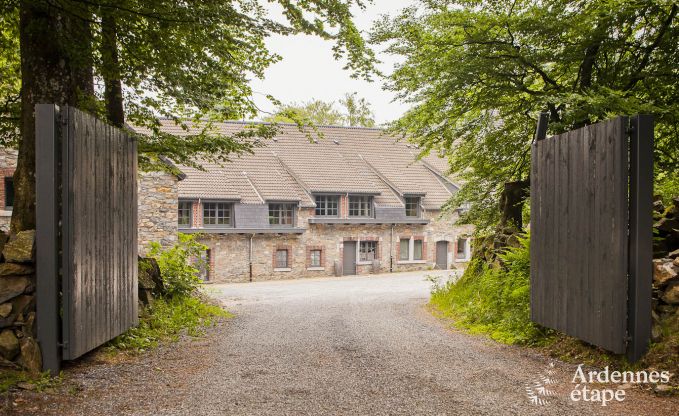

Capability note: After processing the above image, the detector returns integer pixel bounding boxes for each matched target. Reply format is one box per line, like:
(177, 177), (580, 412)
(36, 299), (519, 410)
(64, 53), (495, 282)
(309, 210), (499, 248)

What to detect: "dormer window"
(203, 202), (232, 227)
(178, 201), (192, 227)
(405, 197), (420, 217)
(269, 203), (295, 227)
(348, 195), (373, 218)
(315, 195), (339, 216)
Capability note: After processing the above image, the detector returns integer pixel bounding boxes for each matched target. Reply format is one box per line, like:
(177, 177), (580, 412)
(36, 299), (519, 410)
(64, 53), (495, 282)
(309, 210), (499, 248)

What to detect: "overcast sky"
(251, 0), (415, 125)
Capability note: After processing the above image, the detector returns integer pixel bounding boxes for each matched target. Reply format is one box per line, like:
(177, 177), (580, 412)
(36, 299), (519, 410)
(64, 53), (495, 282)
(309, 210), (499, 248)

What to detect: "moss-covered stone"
(2, 230), (35, 263)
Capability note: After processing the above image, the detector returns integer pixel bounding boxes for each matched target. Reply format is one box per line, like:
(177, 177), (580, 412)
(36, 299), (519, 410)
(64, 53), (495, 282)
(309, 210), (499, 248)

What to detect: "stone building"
(0, 148), (18, 232)
(0, 147), (179, 254)
(0, 122), (473, 282)
(148, 121), (474, 282)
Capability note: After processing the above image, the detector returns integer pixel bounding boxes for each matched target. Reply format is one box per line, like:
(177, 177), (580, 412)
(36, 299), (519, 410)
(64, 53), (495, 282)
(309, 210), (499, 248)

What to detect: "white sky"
(251, 0), (415, 125)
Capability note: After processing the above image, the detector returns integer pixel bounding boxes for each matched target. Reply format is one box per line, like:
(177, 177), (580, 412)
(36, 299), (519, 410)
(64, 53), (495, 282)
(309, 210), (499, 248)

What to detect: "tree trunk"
(13, 1), (92, 232)
(499, 180), (529, 230)
(101, 10), (124, 127)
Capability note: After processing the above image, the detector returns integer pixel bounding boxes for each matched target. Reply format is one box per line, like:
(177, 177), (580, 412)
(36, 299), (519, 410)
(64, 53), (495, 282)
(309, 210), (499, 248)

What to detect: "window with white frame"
(359, 241), (378, 262)
(315, 195), (339, 216)
(269, 203), (295, 226)
(348, 195), (373, 217)
(310, 249), (322, 267)
(399, 237), (424, 262)
(456, 237), (471, 260)
(203, 202), (232, 226)
(178, 201), (192, 227)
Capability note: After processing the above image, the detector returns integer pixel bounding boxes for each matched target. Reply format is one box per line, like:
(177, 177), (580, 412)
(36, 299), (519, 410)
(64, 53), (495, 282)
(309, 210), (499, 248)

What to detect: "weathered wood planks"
(61, 106), (138, 360)
(530, 117), (629, 354)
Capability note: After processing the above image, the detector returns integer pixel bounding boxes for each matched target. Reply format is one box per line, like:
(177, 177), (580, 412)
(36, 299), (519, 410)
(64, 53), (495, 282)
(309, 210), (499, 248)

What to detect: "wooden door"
(436, 241), (448, 270)
(343, 241), (356, 275)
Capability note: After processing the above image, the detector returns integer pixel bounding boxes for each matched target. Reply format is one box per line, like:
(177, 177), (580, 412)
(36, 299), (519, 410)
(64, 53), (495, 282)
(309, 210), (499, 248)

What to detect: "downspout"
(249, 233), (254, 282)
(390, 224), (394, 273)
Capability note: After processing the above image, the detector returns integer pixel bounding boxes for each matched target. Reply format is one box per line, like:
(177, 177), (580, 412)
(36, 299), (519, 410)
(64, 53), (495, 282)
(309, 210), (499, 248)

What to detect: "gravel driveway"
(7, 271), (678, 415)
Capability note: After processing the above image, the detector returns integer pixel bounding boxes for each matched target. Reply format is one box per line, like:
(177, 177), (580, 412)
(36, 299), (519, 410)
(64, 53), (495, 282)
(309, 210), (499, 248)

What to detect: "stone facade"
(137, 171), (179, 255)
(0, 148), (18, 232)
(196, 206), (473, 283)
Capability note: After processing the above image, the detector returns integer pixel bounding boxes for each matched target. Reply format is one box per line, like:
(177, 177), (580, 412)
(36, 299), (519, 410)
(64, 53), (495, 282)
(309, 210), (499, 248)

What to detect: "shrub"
(431, 232), (552, 345)
(148, 233), (207, 298)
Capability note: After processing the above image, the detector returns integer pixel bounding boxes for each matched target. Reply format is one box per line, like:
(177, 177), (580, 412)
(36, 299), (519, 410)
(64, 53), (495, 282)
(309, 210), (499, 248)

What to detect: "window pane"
(203, 202), (231, 226)
(178, 201), (191, 226)
(456, 238), (467, 259)
(314, 195), (338, 216)
(349, 196), (373, 217)
(270, 203), (295, 225)
(414, 240), (423, 260)
(276, 249), (288, 268)
(399, 239), (409, 260)
(359, 241), (377, 262)
(310, 249), (321, 267)
(405, 197), (419, 217)
(4, 177), (14, 208)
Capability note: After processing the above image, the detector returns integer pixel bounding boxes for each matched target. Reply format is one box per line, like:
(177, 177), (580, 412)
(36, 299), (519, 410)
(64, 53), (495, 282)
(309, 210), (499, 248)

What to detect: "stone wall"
(199, 208), (474, 283)
(0, 148), (18, 232)
(137, 171), (179, 255)
(651, 197), (679, 341)
(0, 230), (41, 372)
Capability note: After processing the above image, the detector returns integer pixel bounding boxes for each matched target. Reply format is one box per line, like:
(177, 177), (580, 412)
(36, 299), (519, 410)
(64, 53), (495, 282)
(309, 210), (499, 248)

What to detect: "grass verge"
(430, 232), (679, 388)
(106, 294), (232, 353)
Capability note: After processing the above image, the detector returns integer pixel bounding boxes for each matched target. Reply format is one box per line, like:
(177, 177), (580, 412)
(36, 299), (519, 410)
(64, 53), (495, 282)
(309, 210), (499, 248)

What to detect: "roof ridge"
(156, 118), (385, 131)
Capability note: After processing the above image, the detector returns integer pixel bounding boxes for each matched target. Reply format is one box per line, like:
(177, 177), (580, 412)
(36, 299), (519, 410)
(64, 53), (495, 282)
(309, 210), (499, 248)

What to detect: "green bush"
(148, 233), (207, 298)
(107, 295), (231, 352)
(431, 232), (551, 345)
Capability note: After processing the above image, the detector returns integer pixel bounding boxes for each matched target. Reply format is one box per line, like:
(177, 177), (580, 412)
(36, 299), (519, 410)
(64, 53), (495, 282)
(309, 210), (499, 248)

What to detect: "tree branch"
(624, 3), (677, 91)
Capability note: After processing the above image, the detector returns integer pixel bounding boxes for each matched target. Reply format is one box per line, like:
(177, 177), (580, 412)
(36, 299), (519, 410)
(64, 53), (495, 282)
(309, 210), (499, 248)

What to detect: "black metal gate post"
(627, 115), (653, 362)
(35, 104), (61, 374)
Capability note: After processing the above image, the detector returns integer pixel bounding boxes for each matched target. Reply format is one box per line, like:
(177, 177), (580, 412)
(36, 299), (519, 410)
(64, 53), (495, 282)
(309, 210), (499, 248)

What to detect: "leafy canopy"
(264, 92), (376, 127)
(372, 0), (679, 229)
(0, 0), (377, 170)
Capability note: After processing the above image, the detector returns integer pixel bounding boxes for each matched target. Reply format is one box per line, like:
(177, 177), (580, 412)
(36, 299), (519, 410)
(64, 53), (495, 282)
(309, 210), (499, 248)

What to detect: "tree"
(264, 99), (345, 125)
(340, 92), (375, 127)
(1, 0), (378, 232)
(264, 92), (375, 126)
(371, 0), (679, 230)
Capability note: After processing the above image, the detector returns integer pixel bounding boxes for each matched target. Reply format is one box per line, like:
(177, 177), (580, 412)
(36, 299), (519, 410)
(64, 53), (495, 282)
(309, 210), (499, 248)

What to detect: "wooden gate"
(36, 105), (138, 372)
(530, 115), (653, 361)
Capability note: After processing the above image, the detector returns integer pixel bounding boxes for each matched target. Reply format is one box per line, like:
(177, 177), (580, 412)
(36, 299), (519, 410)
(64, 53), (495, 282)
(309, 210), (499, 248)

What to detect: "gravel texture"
(5, 271), (678, 415)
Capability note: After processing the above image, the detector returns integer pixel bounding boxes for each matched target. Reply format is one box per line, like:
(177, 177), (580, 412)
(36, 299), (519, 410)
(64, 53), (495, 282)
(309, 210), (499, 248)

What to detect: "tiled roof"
(135, 121), (458, 209)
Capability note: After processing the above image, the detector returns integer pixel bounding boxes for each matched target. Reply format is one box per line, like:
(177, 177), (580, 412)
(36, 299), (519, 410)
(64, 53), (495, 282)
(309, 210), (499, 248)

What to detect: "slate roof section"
(135, 120), (458, 210)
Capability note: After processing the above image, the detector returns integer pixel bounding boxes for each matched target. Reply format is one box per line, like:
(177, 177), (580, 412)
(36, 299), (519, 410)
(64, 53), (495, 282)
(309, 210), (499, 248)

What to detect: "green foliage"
(431, 233), (551, 345)
(655, 172), (679, 205)
(107, 295), (231, 353)
(147, 233), (207, 298)
(339, 92), (376, 127)
(372, 1), (679, 230)
(263, 92), (376, 127)
(265, 99), (345, 126)
(1, 1), (377, 167)
(0, 6), (19, 147)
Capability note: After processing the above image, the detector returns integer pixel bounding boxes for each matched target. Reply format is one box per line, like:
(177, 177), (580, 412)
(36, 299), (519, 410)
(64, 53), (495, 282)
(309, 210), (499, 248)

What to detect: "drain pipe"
(249, 233), (255, 282)
(390, 224), (394, 273)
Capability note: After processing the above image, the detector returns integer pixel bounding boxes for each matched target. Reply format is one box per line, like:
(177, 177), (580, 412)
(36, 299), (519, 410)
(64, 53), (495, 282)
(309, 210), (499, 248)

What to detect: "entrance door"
(343, 241), (357, 275)
(436, 241), (448, 270)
